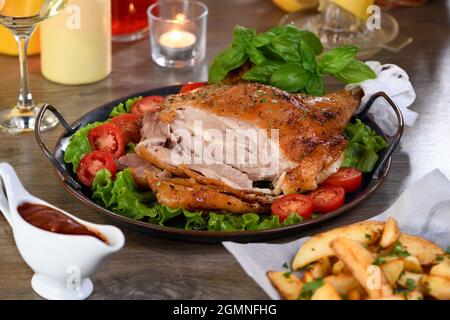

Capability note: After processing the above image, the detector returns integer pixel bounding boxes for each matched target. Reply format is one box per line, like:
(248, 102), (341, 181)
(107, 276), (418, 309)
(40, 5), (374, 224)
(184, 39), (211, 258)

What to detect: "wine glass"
(0, 0), (68, 134)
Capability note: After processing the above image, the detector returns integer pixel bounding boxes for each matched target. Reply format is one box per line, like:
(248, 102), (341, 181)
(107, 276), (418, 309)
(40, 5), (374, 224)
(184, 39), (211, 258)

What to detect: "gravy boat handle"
(0, 177), (12, 226)
(0, 163), (30, 223)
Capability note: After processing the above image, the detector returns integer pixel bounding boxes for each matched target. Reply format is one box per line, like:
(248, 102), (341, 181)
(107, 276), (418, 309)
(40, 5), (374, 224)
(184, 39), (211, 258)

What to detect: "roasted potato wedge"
(324, 274), (361, 296)
(267, 271), (303, 300)
(380, 217), (401, 248)
(402, 255), (423, 273)
(293, 221), (384, 270)
(268, 217), (449, 301)
(310, 283), (341, 300)
(381, 259), (404, 286)
(331, 260), (345, 275)
(430, 261), (450, 279)
(330, 237), (393, 298)
(398, 233), (444, 265)
(420, 275), (450, 300)
(310, 257), (331, 279)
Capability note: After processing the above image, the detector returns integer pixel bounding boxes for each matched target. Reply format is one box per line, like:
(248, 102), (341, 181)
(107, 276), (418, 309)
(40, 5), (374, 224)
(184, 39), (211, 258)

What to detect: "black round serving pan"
(35, 86), (404, 243)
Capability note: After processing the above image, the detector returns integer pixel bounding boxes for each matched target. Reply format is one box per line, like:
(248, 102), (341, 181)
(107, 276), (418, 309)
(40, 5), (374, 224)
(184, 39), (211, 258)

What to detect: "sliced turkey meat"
(136, 83), (359, 197)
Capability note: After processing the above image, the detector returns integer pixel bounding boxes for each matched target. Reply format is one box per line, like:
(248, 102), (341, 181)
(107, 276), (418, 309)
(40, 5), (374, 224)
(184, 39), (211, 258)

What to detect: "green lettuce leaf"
(342, 119), (388, 172)
(206, 212), (304, 232)
(63, 121), (103, 172)
(183, 210), (208, 230)
(92, 169), (157, 220)
(109, 96), (142, 117)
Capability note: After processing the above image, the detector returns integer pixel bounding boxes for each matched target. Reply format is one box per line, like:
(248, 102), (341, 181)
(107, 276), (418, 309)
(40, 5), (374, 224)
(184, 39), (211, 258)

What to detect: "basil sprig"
(209, 25), (376, 95)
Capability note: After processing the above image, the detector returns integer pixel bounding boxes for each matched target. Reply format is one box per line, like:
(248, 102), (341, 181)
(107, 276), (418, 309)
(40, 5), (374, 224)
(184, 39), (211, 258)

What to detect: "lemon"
(332, 0), (375, 20)
(272, 0), (318, 13)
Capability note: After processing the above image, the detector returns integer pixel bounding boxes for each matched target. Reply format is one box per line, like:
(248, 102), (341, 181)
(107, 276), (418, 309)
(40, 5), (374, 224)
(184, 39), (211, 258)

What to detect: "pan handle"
(356, 92), (404, 180)
(35, 104), (82, 191)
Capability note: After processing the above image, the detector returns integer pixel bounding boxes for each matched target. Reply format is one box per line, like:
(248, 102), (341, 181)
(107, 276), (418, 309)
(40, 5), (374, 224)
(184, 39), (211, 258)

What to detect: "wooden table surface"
(0, 0), (449, 300)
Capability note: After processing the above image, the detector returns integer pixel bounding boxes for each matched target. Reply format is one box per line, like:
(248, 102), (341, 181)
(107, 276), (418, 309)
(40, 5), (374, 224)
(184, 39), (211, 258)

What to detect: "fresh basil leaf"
(219, 46), (248, 72)
(251, 32), (275, 48)
(208, 46), (248, 83)
(319, 45), (358, 74)
(268, 26), (285, 35)
(271, 32), (302, 62)
(208, 51), (229, 83)
(242, 61), (283, 84)
(270, 62), (310, 92)
(232, 25), (256, 47)
(246, 46), (267, 65)
(270, 25), (323, 62)
(333, 59), (377, 84)
(305, 75), (325, 96)
(299, 42), (317, 73)
(297, 29), (323, 55)
(260, 45), (285, 62)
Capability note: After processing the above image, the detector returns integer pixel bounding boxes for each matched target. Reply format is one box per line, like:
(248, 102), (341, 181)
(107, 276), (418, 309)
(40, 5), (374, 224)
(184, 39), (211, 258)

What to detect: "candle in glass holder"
(159, 29), (196, 60)
(148, 1), (208, 68)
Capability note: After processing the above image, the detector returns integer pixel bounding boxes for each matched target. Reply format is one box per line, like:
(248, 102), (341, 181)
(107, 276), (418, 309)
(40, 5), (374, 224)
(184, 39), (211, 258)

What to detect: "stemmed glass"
(0, 0), (67, 134)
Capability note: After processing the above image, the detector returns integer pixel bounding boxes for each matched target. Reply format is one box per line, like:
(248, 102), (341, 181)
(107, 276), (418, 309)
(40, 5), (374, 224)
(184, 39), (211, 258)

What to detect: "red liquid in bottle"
(112, 0), (157, 36)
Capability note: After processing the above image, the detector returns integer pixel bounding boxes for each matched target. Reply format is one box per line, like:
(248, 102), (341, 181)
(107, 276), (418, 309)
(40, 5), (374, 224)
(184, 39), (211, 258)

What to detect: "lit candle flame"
(175, 13), (186, 23)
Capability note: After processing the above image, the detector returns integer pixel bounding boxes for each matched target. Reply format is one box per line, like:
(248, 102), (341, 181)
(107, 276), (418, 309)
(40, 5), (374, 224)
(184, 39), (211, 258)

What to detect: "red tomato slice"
(323, 168), (363, 193)
(110, 114), (142, 144)
(77, 150), (117, 187)
(88, 123), (125, 158)
(271, 194), (315, 221)
(310, 186), (345, 214)
(180, 82), (207, 93)
(130, 96), (165, 115)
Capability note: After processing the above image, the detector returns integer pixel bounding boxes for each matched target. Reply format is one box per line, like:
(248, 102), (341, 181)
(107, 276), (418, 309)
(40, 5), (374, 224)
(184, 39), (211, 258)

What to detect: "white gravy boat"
(0, 163), (125, 300)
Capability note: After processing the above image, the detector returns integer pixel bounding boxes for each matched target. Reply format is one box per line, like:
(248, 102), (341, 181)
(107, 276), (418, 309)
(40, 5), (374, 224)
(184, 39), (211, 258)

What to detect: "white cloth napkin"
(346, 61), (417, 136)
(223, 169), (450, 300)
